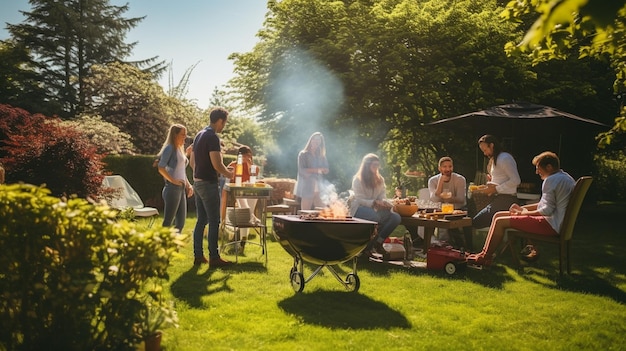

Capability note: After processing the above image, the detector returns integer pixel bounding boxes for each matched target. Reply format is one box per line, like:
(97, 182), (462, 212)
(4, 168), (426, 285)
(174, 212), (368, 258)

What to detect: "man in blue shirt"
(191, 107), (234, 268)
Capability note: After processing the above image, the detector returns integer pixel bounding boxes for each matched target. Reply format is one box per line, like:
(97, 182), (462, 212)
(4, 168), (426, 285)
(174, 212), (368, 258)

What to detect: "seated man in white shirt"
(428, 156), (467, 210)
(427, 157), (467, 245)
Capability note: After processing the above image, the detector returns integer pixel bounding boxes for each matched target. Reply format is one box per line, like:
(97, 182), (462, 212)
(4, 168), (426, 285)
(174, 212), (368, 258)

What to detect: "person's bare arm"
(435, 175), (447, 197)
(210, 151), (233, 179)
(510, 202), (540, 215)
(158, 166), (185, 186)
(522, 203), (538, 211)
(187, 145), (195, 169)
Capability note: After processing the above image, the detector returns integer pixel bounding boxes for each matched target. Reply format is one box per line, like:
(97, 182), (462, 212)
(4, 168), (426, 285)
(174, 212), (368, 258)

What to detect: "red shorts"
(509, 216), (558, 236)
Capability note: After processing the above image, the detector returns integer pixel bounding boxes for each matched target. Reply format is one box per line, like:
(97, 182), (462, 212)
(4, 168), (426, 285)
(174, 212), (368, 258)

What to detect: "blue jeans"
(218, 175), (226, 196)
(472, 194), (518, 229)
(193, 181), (221, 259)
(354, 206), (401, 241)
(161, 181), (187, 231)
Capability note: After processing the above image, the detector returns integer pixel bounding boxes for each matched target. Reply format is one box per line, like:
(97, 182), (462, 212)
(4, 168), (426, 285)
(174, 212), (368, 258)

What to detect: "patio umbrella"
(426, 102), (609, 185)
(427, 102), (607, 139)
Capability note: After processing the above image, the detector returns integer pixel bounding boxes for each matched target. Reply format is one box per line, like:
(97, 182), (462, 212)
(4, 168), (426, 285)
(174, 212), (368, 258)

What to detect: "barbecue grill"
(272, 214), (377, 292)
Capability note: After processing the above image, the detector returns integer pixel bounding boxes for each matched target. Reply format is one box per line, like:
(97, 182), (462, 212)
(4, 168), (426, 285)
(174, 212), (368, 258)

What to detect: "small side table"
(220, 183), (272, 265)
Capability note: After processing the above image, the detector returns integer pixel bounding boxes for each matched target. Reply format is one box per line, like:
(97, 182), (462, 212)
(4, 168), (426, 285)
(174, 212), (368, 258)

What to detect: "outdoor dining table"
(400, 213), (473, 252)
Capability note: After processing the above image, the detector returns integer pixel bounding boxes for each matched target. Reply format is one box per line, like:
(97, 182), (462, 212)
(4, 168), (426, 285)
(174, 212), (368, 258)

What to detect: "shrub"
(60, 114), (135, 155)
(594, 151), (626, 202)
(0, 104), (41, 159)
(0, 183), (184, 351)
(0, 104), (105, 198)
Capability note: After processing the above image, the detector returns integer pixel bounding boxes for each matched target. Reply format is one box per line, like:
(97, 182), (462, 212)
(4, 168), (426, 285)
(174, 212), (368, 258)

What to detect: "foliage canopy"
(502, 0), (626, 149)
(83, 62), (205, 154)
(230, 0), (615, 188)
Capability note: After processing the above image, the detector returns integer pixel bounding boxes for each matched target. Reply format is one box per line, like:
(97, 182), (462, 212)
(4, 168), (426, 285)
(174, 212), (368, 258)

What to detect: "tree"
(200, 87), (273, 165)
(230, 0), (617, 190)
(60, 114), (134, 155)
(228, 1), (533, 184)
(83, 62), (204, 154)
(502, 0), (626, 150)
(6, 0), (163, 117)
(166, 61), (200, 101)
(0, 40), (62, 116)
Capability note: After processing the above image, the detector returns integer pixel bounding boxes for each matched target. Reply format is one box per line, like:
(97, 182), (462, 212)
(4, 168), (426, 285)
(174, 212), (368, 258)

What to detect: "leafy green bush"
(60, 114), (135, 155)
(594, 151), (626, 202)
(0, 183), (184, 351)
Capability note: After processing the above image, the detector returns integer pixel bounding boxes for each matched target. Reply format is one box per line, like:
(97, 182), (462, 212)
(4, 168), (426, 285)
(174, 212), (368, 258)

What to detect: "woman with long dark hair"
(349, 153), (401, 255)
(472, 135), (521, 229)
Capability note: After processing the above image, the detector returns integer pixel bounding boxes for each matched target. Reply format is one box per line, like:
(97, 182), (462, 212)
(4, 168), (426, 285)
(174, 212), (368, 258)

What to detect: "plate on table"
(443, 214), (465, 220)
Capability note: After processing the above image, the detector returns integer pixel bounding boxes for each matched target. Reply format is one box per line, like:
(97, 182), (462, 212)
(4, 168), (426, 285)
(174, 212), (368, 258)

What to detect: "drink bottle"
(235, 152), (243, 186)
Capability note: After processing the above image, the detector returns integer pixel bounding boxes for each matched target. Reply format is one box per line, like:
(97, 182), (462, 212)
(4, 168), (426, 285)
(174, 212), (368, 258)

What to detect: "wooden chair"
(506, 176), (593, 275)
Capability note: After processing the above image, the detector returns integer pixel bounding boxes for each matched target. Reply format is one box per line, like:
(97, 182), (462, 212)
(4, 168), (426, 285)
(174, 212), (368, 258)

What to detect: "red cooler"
(427, 244), (467, 275)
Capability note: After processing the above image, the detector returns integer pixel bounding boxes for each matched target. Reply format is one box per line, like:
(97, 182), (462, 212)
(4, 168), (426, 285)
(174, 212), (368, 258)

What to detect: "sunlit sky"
(0, 0), (269, 109)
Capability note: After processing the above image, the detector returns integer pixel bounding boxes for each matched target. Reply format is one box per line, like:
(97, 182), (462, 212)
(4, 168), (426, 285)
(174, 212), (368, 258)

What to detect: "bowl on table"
(393, 203), (418, 217)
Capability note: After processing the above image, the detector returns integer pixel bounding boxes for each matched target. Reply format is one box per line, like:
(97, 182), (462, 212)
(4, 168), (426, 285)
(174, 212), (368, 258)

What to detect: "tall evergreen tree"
(0, 39), (60, 115)
(6, 0), (163, 117)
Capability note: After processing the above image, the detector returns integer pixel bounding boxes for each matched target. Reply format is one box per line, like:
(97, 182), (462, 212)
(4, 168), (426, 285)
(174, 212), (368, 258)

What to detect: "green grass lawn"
(149, 205), (626, 351)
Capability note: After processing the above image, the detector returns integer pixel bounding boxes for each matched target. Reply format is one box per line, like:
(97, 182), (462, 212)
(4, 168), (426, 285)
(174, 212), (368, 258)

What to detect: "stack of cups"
(250, 165), (258, 184)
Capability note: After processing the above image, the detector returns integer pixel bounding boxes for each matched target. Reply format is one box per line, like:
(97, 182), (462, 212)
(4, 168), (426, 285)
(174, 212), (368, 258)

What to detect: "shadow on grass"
(278, 290), (411, 330)
(517, 267), (626, 304)
(170, 265), (232, 308)
(355, 253), (515, 289)
(558, 275), (626, 304)
(170, 260), (267, 309)
(503, 209), (626, 303)
(170, 260), (268, 308)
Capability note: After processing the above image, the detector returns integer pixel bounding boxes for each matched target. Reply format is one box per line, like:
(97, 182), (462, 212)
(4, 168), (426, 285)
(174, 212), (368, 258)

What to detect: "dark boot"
(371, 240), (388, 255)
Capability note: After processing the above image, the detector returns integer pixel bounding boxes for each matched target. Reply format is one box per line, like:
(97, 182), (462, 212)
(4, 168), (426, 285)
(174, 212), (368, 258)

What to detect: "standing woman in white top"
(158, 124), (193, 232)
(472, 135), (521, 229)
(294, 132), (329, 210)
